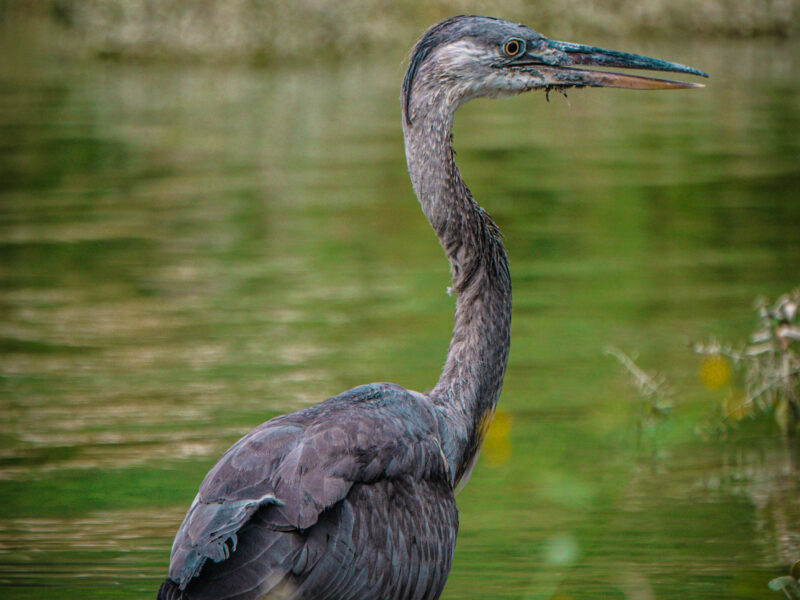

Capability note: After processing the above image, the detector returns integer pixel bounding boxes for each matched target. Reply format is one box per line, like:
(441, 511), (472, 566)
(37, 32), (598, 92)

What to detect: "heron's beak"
(520, 39), (708, 89)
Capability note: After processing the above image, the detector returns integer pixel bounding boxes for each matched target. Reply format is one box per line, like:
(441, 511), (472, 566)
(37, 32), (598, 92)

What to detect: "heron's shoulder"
(293, 382), (446, 476)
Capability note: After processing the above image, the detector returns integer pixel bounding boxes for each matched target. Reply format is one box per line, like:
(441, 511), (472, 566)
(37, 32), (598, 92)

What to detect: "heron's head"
(402, 15), (708, 126)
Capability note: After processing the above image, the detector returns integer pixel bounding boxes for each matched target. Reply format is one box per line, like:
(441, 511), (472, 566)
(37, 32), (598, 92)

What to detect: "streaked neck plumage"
(402, 76), (512, 489)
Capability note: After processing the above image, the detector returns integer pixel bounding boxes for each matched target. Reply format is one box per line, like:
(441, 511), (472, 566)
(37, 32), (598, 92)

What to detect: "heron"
(157, 15), (706, 600)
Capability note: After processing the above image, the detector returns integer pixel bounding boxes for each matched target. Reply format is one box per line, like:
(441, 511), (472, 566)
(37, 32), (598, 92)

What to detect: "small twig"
(604, 346), (667, 398)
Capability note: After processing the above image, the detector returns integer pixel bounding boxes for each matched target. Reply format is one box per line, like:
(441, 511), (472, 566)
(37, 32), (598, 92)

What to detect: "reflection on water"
(1, 37), (799, 599)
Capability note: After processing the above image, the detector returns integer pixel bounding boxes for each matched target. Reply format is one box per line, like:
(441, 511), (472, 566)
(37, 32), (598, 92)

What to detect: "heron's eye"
(503, 38), (525, 57)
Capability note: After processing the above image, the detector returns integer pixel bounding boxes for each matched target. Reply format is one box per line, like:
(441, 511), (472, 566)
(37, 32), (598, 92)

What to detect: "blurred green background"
(1, 2), (799, 599)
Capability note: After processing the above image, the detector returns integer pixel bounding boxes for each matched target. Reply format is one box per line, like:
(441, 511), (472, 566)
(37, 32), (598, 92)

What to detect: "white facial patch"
(428, 39), (544, 101)
(432, 39), (490, 73)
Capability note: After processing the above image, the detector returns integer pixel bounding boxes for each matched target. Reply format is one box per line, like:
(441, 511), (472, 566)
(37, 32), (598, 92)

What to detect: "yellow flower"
(482, 410), (512, 465)
(699, 355), (731, 390)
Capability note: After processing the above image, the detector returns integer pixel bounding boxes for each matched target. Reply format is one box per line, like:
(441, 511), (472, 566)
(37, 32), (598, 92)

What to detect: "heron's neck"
(403, 102), (512, 489)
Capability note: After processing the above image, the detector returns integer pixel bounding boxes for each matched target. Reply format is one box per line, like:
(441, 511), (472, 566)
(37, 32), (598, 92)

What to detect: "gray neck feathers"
(402, 74), (512, 488)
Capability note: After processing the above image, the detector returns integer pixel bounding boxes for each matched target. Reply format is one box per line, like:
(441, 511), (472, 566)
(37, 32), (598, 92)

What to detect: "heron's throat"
(403, 105), (512, 487)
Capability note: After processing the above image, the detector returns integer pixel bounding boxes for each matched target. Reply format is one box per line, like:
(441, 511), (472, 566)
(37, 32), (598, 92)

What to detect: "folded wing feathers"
(175, 493), (283, 588)
(170, 384), (446, 588)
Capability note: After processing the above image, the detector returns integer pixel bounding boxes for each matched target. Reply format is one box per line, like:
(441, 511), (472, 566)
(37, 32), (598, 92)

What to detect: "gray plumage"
(158, 15), (706, 600)
(161, 383), (456, 599)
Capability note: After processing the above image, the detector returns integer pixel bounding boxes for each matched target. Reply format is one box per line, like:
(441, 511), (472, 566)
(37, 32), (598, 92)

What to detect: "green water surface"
(1, 36), (799, 599)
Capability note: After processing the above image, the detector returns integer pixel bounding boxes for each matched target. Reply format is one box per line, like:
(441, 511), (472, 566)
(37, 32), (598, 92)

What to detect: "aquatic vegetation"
(607, 290), (800, 438)
(605, 346), (672, 440)
(769, 559), (800, 599)
(695, 290), (800, 437)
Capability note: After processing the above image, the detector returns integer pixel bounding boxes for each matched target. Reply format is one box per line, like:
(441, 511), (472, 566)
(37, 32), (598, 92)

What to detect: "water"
(1, 36), (799, 599)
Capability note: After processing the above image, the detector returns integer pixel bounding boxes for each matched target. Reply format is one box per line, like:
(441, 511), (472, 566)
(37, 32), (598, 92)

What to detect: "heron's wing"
(167, 383), (449, 592)
(292, 477), (459, 600)
(164, 477), (458, 600)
